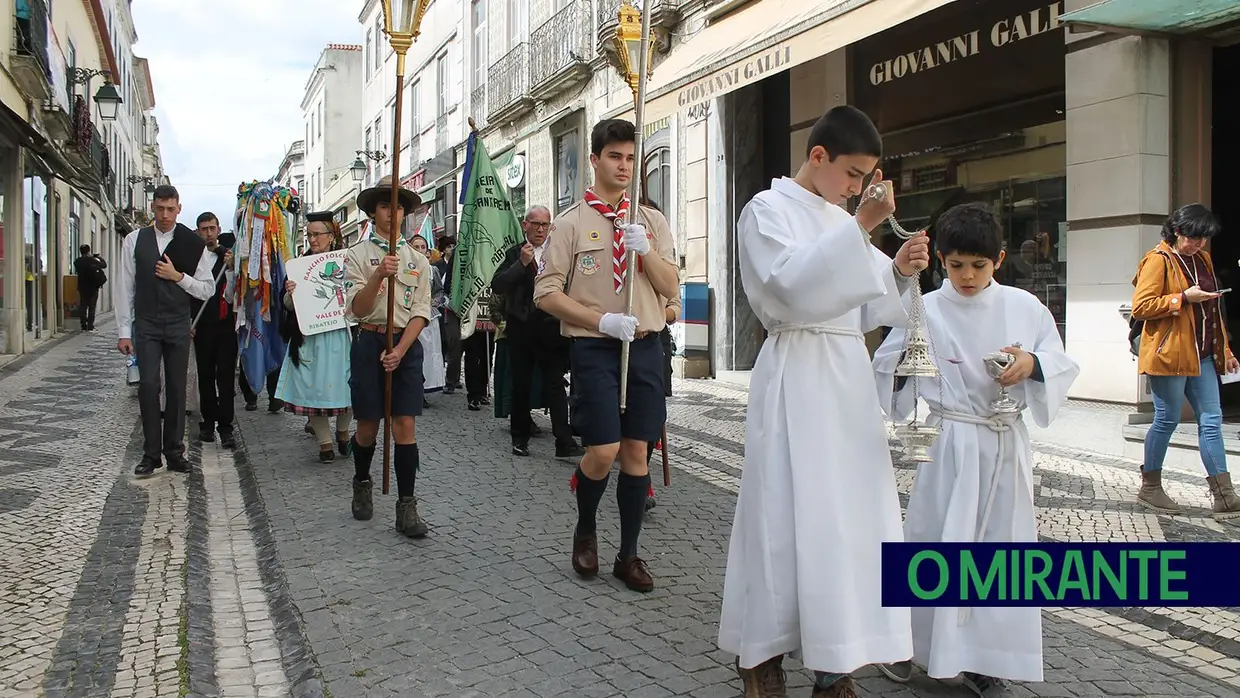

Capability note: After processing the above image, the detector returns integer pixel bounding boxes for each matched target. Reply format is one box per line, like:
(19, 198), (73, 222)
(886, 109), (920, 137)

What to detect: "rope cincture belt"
(925, 407), (1025, 626)
(768, 322), (863, 339)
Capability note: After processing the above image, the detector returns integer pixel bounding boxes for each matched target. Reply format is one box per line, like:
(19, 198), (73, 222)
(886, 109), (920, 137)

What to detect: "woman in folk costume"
(872, 202), (1079, 695)
(410, 234), (446, 404)
(275, 212), (353, 462)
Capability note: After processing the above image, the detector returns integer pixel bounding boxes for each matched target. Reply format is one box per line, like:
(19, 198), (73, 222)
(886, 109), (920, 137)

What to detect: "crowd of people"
(105, 105), (1238, 698)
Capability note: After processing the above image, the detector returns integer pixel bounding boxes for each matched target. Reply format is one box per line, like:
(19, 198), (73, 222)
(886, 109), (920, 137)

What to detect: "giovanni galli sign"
(868, 1), (1063, 86)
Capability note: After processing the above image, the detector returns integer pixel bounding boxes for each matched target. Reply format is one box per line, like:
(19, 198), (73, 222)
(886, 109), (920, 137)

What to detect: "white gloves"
(598, 312), (638, 342)
(621, 223), (651, 256)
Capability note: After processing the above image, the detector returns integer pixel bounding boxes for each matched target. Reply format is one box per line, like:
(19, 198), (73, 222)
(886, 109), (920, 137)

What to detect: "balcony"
(11, 0), (52, 101)
(529, 0), (593, 101)
(409, 134), (421, 167)
(487, 43), (533, 125)
(63, 96), (112, 192)
(471, 84), (487, 130)
(435, 113), (448, 154)
(595, 0), (681, 63)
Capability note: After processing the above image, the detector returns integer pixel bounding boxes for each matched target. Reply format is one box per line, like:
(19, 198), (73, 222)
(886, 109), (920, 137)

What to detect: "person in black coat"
(73, 244), (107, 331)
(491, 204), (583, 459)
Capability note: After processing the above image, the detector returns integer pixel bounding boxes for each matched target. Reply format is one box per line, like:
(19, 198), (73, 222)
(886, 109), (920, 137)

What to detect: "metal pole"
(618, 4), (654, 414)
(381, 62), (408, 497)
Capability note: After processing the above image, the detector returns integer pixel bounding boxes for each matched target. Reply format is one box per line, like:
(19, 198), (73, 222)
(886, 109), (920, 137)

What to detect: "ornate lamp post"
(352, 149), (387, 183)
(609, 2), (655, 414)
(378, 0), (432, 494)
(68, 67), (122, 121)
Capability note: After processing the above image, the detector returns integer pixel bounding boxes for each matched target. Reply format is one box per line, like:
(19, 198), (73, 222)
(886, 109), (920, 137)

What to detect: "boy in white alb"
(872, 202), (1079, 697)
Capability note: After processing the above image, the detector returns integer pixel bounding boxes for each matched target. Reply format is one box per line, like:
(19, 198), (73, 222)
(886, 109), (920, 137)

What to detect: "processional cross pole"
(379, 0), (432, 495)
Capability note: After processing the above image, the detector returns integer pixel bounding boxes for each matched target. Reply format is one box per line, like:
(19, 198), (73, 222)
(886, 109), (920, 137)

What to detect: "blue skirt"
(275, 327), (352, 414)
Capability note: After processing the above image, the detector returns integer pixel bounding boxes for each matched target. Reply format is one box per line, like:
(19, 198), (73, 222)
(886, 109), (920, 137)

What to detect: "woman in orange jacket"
(1131, 203), (1240, 519)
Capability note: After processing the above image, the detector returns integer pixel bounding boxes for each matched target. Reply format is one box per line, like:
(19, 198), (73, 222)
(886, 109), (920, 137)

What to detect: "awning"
(1059, 0), (1240, 37)
(631, 0), (955, 123)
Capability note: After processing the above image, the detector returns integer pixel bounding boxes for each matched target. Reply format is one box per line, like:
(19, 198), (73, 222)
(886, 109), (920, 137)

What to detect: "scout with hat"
(343, 174), (434, 538)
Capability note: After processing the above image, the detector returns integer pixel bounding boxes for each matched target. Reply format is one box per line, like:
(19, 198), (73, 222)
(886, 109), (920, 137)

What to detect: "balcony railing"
(595, 0), (682, 62)
(487, 43), (532, 123)
(435, 113), (448, 154)
(11, 0), (52, 100)
(471, 84), (487, 129)
(529, 0), (593, 99)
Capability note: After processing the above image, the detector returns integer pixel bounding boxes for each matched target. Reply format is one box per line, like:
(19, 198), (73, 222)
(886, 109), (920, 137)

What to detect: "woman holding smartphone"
(1131, 203), (1240, 519)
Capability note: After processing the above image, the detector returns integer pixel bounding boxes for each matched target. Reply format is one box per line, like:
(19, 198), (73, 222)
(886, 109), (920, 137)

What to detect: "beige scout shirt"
(343, 237), (433, 329)
(533, 200), (677, 338)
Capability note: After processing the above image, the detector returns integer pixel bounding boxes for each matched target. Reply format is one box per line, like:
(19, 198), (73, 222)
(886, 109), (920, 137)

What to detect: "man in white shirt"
(113, 184), (218, 477)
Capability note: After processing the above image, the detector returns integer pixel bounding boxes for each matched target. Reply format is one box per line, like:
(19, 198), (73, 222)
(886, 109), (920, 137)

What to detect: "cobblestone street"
(2, 326), (1240, 697)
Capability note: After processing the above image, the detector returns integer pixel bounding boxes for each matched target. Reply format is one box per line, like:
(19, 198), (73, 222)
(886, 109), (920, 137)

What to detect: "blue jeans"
(1144, 357), (1228, 476)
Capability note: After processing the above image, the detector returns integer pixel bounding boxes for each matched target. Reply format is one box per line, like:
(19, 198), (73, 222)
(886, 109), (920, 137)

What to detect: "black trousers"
(508, 322), (572, 446)
(193, 323), (238, 434)
(463, 329), (493, 400)
(442, 310), (463, 387)
(79, 287), (99, 329)
(239, 363), (280, 404)
(134, 317), (191, 462)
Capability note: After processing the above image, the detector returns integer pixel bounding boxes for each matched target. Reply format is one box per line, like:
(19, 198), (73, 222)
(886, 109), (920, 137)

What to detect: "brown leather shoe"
(572, 534), (598, 578)
(736, 656), (788, 697)
(612, 555), (654, 592)
(811, 675), (858, 697)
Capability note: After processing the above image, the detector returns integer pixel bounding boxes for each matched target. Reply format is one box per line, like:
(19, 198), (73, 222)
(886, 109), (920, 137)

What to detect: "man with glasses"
(492, 205), (583, 459)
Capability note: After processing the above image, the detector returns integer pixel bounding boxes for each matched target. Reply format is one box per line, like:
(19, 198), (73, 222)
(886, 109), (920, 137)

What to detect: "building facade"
(2, 0), (134, 359)
(301, 44), (363, 217)
(576, 0), (1237, 414)
(273, 139), (306, 249)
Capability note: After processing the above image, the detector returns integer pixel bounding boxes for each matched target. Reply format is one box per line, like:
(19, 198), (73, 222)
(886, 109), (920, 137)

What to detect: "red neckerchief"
(583, 188), (631, 294)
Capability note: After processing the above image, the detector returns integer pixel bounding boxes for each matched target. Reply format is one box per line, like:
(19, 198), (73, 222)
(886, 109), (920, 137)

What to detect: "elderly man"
(492, 205), (583, 459)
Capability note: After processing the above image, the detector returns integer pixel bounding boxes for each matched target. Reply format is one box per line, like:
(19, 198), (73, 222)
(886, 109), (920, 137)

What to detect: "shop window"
(643, 147), (671, 213)
(554, 128), (580, 213)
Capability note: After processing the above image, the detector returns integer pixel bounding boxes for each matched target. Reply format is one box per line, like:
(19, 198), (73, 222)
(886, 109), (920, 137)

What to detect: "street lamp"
(377, 0), (433, 496)
(93, 83), (122, 121)
(612, 3), (657, 96)
(352, 149), (386, 183)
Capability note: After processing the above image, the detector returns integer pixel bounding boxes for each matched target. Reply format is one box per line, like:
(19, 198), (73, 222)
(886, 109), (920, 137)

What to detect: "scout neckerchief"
(367, 226), (406, 254)
(583, 188), (631, 294)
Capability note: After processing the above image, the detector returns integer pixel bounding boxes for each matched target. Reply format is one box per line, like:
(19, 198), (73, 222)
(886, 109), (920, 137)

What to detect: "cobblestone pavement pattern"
(4, 331), (1240, 697)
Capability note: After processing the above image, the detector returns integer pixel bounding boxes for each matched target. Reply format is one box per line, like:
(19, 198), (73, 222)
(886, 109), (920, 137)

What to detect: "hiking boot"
(395, 496), (428, 538)
(736, 655), (787, 698)
(811, 675), (859, 698)
(1137, 468), (1180, 513)
(351, 479), (373, 521)
(961, 672), (1013, 697)
(1207, 472), (1240, 520)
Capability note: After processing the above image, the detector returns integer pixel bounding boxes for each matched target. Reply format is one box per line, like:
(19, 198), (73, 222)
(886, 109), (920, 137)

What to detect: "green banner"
(450, 134), (524, 318)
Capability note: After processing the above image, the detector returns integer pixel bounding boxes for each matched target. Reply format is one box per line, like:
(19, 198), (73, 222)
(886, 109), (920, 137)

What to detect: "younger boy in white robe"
(872, 202), (1079, 697)
(718, 105), (929, 698)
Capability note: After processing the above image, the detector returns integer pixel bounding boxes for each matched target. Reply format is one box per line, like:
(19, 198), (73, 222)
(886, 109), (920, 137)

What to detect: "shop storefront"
(852, 0), (1068, 338)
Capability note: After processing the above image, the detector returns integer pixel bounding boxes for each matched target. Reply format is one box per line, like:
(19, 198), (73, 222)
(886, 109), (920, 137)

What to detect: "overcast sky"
(130, 0), (362, 230)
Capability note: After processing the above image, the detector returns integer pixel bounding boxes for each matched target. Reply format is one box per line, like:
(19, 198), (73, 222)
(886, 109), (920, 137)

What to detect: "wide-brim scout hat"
(356, 174), (420, 216)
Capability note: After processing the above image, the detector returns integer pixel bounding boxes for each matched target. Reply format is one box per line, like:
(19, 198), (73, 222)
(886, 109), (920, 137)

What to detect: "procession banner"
(285, 250), (350, 335)
(450, 131), (524, 318)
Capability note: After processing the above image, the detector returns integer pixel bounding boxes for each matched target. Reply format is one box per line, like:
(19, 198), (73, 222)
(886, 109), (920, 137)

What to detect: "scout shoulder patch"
(579, 254), (600, 276)
(588, 230), (601, 242)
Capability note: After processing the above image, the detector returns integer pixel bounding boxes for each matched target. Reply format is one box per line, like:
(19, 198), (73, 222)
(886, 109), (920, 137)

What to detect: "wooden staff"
(381, 62), (410, 497)
(660, 423), (670, 487)
(618, 3), (655, 414)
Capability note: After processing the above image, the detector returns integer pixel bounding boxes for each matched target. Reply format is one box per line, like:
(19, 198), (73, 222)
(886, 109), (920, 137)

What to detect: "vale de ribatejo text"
(881, 543), (1240, 607)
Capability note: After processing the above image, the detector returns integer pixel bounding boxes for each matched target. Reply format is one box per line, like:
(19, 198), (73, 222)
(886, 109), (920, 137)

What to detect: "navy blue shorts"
(350, 328), (424, 421)
(569, 335), (666, 446)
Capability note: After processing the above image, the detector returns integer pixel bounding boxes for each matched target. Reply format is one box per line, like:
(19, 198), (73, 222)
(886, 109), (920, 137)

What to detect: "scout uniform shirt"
(533, 200), (677, 338)
(343, 236), (433, 330)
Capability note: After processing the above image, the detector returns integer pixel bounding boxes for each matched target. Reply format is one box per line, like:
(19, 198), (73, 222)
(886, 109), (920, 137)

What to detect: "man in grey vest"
(113, 184), (218, 477)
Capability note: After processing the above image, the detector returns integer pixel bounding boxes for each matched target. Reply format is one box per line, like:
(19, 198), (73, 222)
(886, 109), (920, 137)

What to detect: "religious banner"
(450, 131), (524, 319)
(284, 250), (350, 335)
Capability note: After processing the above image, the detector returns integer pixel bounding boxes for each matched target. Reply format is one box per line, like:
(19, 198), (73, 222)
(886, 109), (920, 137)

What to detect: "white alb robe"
(718, 176), (914, 674)
(871, 280), (1079, 682)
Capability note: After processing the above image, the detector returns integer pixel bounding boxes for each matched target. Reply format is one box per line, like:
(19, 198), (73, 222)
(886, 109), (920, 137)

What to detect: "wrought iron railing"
(13, 0), (51, 80)
(436, 113), (448, 154)
(91, 124), (112, 185)
(531, 0), (592, 88)
(595, 0), (626, 34)
(487, 43), (530, 115)
(470, 84), (487, 128)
